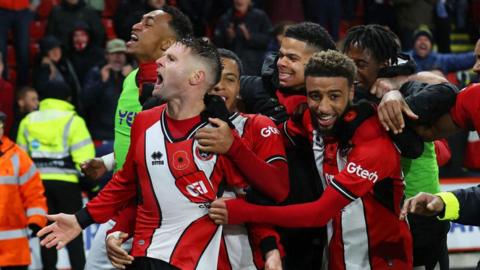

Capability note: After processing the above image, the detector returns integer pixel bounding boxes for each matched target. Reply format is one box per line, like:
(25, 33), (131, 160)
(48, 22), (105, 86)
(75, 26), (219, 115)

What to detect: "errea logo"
(151, 151), (164, 165)
(346, 162), (378, 183)
(260, 126), (280, 137)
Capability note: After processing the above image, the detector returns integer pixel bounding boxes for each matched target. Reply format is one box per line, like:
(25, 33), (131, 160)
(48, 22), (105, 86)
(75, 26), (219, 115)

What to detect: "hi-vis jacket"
(0, 136), (47, 266)
(16, 98), (95, 183)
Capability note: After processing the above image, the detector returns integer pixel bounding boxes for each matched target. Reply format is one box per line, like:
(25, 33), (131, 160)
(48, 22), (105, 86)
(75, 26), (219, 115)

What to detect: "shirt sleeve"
(226, 115), (289, 202)
(107, 201), (137, 237)
(450, 84), (480, 131)
(330, 137), (399, 201)
(77, 115), (142, 227)
(225, 186), (350, 227)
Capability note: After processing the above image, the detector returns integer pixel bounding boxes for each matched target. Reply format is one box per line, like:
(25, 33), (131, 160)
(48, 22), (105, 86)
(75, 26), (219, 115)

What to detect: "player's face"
(306, 76), (353, 133)
(345, 45), (384, 91)
(210, 57), (240, 112)
(473, 39), (480, 75)
(277, 37), (315, 90)
(127, 10), (173, 60)
(153, 43), (192, 99)
(414, 36), (432, 58)
(20, 91), (39, 113)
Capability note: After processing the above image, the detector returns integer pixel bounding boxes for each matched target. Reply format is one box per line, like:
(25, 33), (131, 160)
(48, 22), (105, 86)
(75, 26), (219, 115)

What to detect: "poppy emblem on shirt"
(195, 147), (213, 161)
(343, 110), (357, 122)
(172, 150), (190, 170)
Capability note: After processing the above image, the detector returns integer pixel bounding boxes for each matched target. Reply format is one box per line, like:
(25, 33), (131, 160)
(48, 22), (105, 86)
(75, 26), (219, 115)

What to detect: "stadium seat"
(29, 42), (40, 65)
(7, 45), (15, 67)
(30, 20), (47, 42)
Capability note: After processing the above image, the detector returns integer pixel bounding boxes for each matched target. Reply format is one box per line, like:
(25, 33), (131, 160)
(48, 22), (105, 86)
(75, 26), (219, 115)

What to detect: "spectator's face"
(148, 0), (165, 9)
(306, 76), (353, 134)
(128, 10), (174, 61)
(107, 52), (127, 71)
(210, 57), (241, 112)
(414, 36), (432, 58)
(473, 39), (480, 75)
(48, 47), (62, 62)
(0, 121), (4, 138)
(277, 37), (314, 89)
(73, 30), (89, 51)
(154, 43), (192, 100)
(234, 0), (251, 13)
(19, 91), (39, 113)
(345, 45), (385, 91)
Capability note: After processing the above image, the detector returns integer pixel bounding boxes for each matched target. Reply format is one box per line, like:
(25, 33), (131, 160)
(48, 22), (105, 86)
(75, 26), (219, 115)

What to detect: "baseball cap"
(413, 26), (434, 44)
(106, 39), (127, 53)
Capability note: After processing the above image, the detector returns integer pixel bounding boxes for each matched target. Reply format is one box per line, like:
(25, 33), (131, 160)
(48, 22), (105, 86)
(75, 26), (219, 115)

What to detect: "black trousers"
(41, 180), (85, 270)
(1, 266), (28, 270)
(408, 214), (450, 270)
(126, 257), (179, 270)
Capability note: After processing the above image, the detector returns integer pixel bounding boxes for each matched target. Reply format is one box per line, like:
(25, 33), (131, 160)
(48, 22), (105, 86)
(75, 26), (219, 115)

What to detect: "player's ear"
(160, 38), (175, 51)
(189, 70), (206, 86)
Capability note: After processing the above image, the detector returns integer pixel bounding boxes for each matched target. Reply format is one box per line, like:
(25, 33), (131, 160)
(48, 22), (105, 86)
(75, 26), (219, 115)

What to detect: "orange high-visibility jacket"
(0, 136), (47, 267)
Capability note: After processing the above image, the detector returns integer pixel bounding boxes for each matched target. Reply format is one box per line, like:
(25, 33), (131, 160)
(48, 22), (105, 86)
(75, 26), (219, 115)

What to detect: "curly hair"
(305, 50), (357, 86)
(343, 24), (400, 66)
(162, 6), (193, 39)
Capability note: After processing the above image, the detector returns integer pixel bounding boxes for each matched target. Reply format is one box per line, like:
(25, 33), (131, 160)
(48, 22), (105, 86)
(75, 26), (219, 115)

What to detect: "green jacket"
(17, 98), (95, 183)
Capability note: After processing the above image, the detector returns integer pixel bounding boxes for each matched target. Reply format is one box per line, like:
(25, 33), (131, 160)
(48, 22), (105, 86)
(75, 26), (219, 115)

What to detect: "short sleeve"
(331, 137), (399, 201)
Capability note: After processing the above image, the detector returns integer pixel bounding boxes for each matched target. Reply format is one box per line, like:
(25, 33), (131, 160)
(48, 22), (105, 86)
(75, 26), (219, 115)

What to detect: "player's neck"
(166, 97), (205, 120)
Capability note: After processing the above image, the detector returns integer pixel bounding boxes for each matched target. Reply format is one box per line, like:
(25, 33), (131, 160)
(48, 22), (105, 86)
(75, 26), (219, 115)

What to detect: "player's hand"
(106, 232), (134, 269)
(370, 78), (397, 98)
(208, 198), (230, 225)
(399, 192), (445, 220)
(264, 249), (283, 270)
(37, 214), (82, 250)
(81, 158), (107, 180)
(378, 90), (418, 134)
(195, 118), (234, 154)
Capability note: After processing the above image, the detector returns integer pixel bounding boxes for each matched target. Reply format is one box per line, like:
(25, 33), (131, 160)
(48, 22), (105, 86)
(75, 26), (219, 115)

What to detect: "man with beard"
(80, 7), (194, 270)
(37, 38), (274, 270)
(240, 22), (336, 269)
(209, 50), (413, 270)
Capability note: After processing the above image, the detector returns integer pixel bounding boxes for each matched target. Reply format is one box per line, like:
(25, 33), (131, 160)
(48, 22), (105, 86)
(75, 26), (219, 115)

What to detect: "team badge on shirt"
(195, 147), (213, 161)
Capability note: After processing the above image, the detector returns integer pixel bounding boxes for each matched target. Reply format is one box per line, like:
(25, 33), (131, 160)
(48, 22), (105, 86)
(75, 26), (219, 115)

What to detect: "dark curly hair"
(343, 24), (400, 66)
(305, 50), (357, 86)
(162, 6), (193, 39)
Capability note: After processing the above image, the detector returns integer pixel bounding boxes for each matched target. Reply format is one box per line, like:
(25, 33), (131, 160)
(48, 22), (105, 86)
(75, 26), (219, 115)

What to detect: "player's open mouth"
(127, 33), (139, 47)
(317, 115), (336, 127)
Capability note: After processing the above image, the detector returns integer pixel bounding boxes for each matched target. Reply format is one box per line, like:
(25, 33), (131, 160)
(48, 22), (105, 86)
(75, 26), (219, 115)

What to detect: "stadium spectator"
(0, 0), (35, 87)
(82, 39), (131, 168)
(34, 35), (82, 112)
(46, 0), (105, 50)
(214, 0), (272, 75)
(408, 27), (475, 74)
(0, 111), (48, 270)
(265, 21), (293, 57)
(0, 53), (14, 135)
(393, 0), (436, 50)
(177, 0), (213, 37)
(68, 21), (105, 88)
(17, 80), (95, 270)
(9, 86), (39, 140)
(304, 0), (341, 41)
